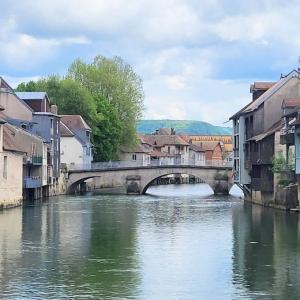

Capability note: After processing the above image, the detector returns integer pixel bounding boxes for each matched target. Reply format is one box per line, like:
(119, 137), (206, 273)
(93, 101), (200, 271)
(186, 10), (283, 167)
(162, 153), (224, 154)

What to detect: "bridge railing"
(67, 159), (233, 171)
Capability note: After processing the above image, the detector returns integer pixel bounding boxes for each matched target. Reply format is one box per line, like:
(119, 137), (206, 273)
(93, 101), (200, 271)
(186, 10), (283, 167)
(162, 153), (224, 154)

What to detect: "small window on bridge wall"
(132, 154), (137, 161)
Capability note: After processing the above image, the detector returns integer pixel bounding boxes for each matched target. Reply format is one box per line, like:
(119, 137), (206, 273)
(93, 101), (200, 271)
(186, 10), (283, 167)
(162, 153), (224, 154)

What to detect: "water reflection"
(232, 204), (300, 299)
(0, 184), (299, 299)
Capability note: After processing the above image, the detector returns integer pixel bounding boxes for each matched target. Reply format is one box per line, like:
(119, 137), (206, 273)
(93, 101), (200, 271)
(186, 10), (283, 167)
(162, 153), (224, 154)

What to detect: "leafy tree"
(15, 55), (144, 161)
(93, 97), (122, 161)
(67, 55), (144, 149)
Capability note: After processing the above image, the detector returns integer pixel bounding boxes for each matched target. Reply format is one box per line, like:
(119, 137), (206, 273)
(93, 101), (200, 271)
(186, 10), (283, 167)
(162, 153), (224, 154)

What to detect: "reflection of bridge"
(67, 161), (234, 195)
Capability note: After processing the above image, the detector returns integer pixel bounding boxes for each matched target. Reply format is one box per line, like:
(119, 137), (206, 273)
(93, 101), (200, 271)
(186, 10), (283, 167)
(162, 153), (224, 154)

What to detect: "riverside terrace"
(66, 159), (234, 195)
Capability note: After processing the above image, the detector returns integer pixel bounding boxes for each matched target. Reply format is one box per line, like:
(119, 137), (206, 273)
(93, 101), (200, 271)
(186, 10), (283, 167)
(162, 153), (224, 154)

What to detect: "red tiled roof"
(189, 143), (205, 152)
(122, 142), (151, 154)
(192, 141), (221, 151)
(60, 121), (74, 137)
(282, 98), (300, 108)
(141, 135), (190, 147)
(150, 150), (174, 157)
(250, 81), (276, 92)
(60, 115), (91, 131)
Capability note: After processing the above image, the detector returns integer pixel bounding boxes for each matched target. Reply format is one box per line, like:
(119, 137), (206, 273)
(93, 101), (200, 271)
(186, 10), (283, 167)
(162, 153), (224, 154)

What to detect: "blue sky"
(1, 0), (300, 125)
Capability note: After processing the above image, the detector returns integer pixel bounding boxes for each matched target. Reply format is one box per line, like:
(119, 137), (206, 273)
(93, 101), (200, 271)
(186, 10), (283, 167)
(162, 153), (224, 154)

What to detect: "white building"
(60, 116), (93, 169)
(189, 144), (206, 166)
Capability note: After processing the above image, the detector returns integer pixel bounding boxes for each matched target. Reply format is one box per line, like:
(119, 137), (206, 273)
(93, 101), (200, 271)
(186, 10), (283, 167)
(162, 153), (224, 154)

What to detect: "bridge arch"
(140, 172), (215, 194)
(67, 175), (102, 194)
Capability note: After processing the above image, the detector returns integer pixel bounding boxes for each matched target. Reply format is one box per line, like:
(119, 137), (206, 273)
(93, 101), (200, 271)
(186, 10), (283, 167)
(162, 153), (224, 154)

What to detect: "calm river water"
(0, 184), (300, 299)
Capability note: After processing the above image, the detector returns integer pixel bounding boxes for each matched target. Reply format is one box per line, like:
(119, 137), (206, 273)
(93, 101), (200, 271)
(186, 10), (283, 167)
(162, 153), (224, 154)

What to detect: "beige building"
(0, 77), (33, 125)
(0, 119), (24, 208)
(120, 143), (151, 166)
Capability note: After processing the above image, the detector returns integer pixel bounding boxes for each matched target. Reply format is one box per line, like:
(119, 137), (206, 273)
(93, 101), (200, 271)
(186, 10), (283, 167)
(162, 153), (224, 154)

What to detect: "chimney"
(50, 105), (58, 115)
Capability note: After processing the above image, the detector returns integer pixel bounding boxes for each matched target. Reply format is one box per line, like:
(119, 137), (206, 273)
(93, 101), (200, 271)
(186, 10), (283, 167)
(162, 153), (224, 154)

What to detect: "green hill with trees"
(138, 120), (232, 135)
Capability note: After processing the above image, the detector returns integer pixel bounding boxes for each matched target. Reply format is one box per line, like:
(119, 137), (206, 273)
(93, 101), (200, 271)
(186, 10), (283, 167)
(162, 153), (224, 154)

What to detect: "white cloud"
(2, 0), (300, 125)
(0, 17), (91, 70)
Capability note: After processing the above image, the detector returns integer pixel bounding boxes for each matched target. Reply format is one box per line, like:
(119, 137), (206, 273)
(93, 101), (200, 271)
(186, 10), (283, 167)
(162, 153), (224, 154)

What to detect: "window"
(3, 156), (7, 179)
(132, 154), (137, 161)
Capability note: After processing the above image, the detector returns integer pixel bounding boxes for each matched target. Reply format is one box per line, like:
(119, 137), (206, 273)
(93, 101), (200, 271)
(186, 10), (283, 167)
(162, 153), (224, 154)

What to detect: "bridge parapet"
(68, 159), (233, 171)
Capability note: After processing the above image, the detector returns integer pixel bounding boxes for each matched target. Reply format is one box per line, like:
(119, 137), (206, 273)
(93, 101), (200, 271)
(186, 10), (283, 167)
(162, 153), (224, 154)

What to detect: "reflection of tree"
(232, 203), (300, 298)
(66, 197), (140, 299)
(0, 196), (140, 298)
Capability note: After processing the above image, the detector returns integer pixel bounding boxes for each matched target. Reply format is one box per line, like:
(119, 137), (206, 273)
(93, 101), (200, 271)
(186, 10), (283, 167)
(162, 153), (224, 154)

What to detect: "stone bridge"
(67, 165), (234, 195)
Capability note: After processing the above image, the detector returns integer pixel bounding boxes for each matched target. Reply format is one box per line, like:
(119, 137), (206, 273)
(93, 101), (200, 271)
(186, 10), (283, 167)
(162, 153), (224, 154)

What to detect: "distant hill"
(137, 120), (232, 135)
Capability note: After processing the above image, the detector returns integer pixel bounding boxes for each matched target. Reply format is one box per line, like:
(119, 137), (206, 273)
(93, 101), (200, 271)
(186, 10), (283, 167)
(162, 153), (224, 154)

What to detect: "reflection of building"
(232, 204), (300, 298)
(0, 207), (22, 294)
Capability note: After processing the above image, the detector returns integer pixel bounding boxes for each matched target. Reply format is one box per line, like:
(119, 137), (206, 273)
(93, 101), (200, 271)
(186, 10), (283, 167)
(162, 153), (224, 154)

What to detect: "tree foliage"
(16, 55), (144, 161)
(67, 55), (144, 149)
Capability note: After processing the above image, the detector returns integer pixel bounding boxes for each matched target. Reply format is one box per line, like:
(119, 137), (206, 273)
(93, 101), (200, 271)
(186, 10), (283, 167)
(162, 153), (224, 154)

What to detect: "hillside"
(137, 120), (232, 135)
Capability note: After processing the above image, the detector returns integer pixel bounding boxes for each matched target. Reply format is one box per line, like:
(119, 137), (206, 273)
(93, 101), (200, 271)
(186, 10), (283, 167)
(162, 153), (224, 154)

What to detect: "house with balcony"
(16, 92), (61, 186)
(231, 70), (300, 207)
(60, 115), (93, 169)
(3, 122), (48, 200)
(141, 134), (190, 165)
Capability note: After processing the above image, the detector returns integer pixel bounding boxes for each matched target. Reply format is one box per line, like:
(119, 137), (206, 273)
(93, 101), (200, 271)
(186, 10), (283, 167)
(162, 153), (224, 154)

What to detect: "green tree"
(67, 55), (144, 149)
(15, 55), (144, 161)
(93, 98), (122, 161)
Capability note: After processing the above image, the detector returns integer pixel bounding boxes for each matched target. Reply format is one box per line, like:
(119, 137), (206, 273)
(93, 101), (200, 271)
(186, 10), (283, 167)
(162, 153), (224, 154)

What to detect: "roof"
(122, 142), (151, 154)
(15, 92), (48, 101)
(141, 135), (190, 147)
(247, 120), (282, 142)
(192, 141), (221, 151)
(60, 115), (91, 131)
(3, 123), (45, 154)
(250, 81), (276, 92)
(150, 150), (174, 157)
(189, 143), (205, 152)
(282, 98), (300, 109)
(60, 121), (74, 137)
(179, 134), (192, 143)
(153, 128), (173, 135)
(0, 77), (14, 92)
(230, 70), (300, 120)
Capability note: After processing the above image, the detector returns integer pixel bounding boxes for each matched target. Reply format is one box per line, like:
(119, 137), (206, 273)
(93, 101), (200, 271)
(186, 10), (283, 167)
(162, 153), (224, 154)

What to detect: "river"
(0, 184), (300, 299)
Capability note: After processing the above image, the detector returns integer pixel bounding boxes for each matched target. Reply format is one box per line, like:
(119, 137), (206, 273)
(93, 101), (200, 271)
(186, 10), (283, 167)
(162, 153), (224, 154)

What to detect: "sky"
(1, 0), (300, 126)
